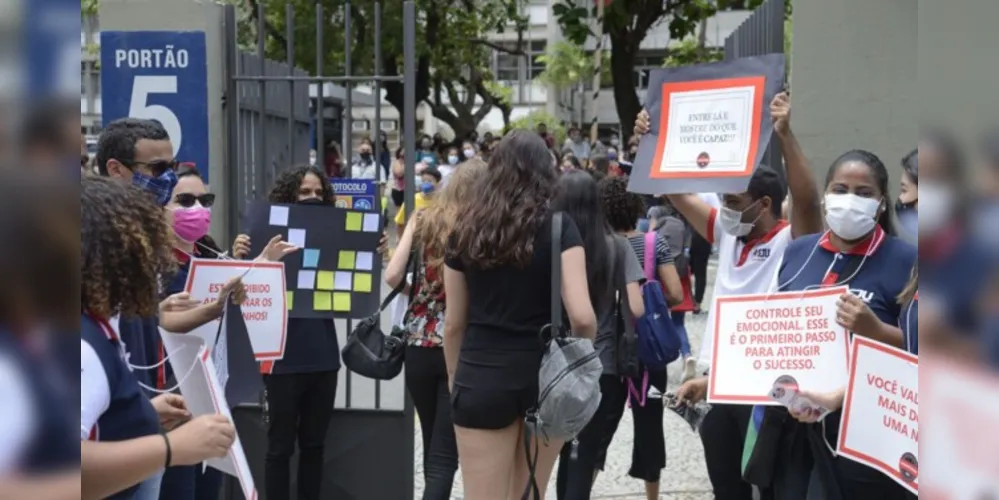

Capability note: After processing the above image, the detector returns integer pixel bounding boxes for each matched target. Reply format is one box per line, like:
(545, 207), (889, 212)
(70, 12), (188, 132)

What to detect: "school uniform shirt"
(116, 315), (161, 391)
(696, 210), (793, 368)
(900, 291), (918, 355)
(0, 331), (78, 474)
(920, 226), (997, 335)
(81, 314), (162, 500)
(395, 192), (432, 226)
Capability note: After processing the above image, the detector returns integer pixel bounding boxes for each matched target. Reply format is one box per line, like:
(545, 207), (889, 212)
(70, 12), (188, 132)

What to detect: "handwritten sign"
(920, 353), (999, 499)
(183, 259), (288, 360)
(707, 287), (851, 405)
(837, 336), (919, 494)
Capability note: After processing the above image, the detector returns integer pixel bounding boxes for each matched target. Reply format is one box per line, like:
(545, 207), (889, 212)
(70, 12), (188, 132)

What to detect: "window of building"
(528, 40), (546, 79)
(495, 43), (521, 82)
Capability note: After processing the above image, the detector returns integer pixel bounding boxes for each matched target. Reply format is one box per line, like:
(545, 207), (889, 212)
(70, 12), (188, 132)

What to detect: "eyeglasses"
(126, 159), (178, 177)
(173, 192), (216, 208)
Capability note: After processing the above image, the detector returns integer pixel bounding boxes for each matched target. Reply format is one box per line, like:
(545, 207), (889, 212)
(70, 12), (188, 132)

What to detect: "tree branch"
(470, 39), (527, 56)
(244, 0), (288, 52)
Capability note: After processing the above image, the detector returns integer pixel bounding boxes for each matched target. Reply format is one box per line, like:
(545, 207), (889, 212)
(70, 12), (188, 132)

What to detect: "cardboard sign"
(837, 336), (919, 494)
(160, 332), (257, 499)
(216, 302), (264, 407)
(182, 259), (288, 360)
(920, 353), (999, 499)
(332, 179), (379, 211)
(629, 54), (785, 195)
(707, 286), (851, 405)
(245, 202), (384, 320)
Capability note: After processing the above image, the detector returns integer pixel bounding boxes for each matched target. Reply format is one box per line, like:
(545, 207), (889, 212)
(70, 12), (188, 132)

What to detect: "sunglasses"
(127, 159), (178, 177)
(173, 192), (216, 208)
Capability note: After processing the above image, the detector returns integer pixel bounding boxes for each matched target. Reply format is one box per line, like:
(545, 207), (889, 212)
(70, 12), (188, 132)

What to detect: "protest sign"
(837, 336), (918, 494)
(183, 259), (288, 360)
(707, 286), (851, 405)
(216, 301), (264, 407)
(332, 179), (379, 211)
(245, 201), (383, 320)
(920, 353), (999, 499)
(160, 332), (257, 499)
(629, 54), (785, 195)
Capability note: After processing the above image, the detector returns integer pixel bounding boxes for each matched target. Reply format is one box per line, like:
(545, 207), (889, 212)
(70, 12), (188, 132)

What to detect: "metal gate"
(220, 2), (418, 499)
(724, 0), (786, 180)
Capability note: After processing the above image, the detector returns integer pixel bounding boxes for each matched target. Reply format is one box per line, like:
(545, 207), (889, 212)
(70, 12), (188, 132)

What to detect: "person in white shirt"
(350, 139), (378, 180)
(563, 126), (591, 160)
(632, 92), (823, 500)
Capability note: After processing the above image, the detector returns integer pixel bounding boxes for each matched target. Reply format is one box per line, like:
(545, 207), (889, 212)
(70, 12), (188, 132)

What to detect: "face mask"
(132, 169), (178, 206)
(824, 193), (881, 241)
(917, 184), (953, 236)
(298, 197), (325, 205)
(447, 155), (459, 165)
(718, 199), (763, 237)
(463, 149), (475, 159)
(172, 206), (212, 243)
(420, 181), (435, 195)
(607, 151), (617, 160)
(360, 152), (372, 161)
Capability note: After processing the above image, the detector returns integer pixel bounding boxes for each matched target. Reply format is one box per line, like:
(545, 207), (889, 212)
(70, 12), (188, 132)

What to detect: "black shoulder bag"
(341, 250), (419, 380)
(614, 236), (641, 379)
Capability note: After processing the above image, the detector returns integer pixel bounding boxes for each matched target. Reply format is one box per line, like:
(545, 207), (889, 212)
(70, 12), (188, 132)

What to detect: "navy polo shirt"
(921, 227), (997, 335)
(81, 314), (161, 500)
(157, 248), (202, 389)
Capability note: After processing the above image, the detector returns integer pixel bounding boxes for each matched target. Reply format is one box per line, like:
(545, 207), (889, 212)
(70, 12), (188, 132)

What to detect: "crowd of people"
(66, 84), (999, 500)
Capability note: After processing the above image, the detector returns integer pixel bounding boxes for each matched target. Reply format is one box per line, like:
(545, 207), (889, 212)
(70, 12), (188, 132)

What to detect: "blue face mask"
(420, 181), (435, 195)
(447, 155), (459, 165)
(132, 168), (178, 206)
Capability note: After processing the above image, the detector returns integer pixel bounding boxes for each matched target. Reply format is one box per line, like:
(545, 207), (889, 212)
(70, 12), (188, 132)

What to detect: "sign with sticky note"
(245, 201), (384, 319)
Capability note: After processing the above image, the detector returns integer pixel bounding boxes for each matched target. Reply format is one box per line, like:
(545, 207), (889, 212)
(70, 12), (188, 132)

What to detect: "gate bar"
(343, 2), (354, 174)
(285, 3), (296, 165)
(315, 3), (324, 166)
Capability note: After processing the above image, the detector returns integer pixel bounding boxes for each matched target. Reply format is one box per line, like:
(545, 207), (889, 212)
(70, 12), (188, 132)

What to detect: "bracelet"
(161, 432), (173, 468)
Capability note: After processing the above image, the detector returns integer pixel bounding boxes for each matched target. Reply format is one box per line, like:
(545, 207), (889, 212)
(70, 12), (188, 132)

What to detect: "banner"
(332, 179), (379, 211)
(245, 202), (384, 319)
(629, 54), (785, 195)
(160, 333), (257, 499)
(707, 286), (851, 405)
(920, 354), (999, 499)
(837, 336), (919, 494)
(215, 302), (264, 407)
(182, 259), (288, 360)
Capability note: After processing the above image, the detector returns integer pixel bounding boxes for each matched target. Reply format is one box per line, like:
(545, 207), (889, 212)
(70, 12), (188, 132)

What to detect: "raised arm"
(771, 92), (822, 237)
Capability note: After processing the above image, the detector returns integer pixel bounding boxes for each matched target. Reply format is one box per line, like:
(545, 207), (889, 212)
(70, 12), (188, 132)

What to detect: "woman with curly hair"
(80, 177), (237, 500)
(443, 130), (597, 499)
(385, 158), (486, 499)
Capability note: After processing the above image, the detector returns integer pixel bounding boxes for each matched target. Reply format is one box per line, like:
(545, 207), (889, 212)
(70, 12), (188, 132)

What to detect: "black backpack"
(612, 235), (641, 379)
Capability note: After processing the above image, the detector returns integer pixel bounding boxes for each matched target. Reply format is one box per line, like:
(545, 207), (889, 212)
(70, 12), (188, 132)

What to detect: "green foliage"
(663, 38), (723, 68)
(81, 0), (98, 15)
(505, 110), (566, 144)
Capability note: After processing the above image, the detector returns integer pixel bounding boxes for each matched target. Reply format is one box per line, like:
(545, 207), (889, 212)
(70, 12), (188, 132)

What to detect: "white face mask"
(718, 199), (763, 237)
(824, 193), (881, 240)
(917, 183), (952, 236)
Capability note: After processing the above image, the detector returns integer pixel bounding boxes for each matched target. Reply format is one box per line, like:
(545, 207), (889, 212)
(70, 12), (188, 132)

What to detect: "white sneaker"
(681, 356), (698, 382)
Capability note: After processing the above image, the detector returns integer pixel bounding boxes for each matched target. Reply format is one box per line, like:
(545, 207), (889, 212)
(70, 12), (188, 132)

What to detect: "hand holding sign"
(166, 414), (237, 466)
(161, 292), (202, 314)
(836, 293), (881, 337)
(258, 234), (301, 262)
(788, 388), (842, 423)
(231, 234), (252, 259)
(634, 109), (651, 137)
(770, 92), (791, 136)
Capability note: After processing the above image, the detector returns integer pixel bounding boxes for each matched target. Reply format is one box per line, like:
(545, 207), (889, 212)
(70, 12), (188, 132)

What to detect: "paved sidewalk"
(414, 262), (719, 499)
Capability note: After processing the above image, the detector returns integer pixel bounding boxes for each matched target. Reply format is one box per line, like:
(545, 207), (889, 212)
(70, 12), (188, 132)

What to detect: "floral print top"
(404, 252), (446, 347)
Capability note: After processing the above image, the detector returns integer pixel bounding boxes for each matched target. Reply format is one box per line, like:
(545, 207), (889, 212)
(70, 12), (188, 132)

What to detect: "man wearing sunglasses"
(96, 117), (179, 206)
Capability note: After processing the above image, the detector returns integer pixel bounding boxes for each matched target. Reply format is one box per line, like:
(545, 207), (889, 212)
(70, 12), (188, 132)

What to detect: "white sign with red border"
(837, 336), (918, 494)
(707, 286), (851, 405)
(183, 258), (288, 360)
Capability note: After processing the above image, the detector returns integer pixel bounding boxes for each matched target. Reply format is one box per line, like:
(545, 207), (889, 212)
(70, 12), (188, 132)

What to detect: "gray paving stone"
(414, 262), (719, 499)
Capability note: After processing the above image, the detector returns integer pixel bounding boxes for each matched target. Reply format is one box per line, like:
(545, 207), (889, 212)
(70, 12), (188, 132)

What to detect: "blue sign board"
(100, 31), (210, 182)
(332, 180), (378, 212)
(25, 0), (80, 99)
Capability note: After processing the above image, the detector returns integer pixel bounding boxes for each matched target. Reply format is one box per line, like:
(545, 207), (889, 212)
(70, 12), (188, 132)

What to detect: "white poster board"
(160, 331), (257, 499)
(182, 258), (288, 360)
(707, 286), (851, 405)
(837, 336), (918, 494)
(920, 354), (999, 499)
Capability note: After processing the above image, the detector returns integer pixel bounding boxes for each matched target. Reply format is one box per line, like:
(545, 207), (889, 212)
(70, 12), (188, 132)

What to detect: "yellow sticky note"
(346, 212), (363, 232)
(333, 292), (351, 312)
(353, 272), (373, 293)
(286, 291), (294, 309)
(313, 291), (332, 311)
(316, 270), (335, 290)
(338, 250), (356, 269)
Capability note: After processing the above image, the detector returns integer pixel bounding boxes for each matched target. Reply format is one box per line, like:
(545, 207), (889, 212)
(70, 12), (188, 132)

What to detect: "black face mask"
(360, 152), (372, 160)
(298, 197), (325, 205)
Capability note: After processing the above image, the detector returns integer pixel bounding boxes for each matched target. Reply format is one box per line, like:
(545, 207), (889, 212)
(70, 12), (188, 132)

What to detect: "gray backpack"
(522, 212), (603, 499)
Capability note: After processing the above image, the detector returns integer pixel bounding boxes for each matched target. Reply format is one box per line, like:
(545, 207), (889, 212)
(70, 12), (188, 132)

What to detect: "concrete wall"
(791, 0), (917, 191)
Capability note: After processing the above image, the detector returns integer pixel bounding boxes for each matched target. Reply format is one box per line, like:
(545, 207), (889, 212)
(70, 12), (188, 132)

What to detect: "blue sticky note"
(303, 248), (320, 268)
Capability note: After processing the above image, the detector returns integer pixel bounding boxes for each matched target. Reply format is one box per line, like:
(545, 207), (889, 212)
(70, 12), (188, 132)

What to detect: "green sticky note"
(313, 291), (332, 311)
(338, 250), (356, 269)
(353, 272), (373, 293)
(333, 292), (351, 312)
(286, 291), (294, 309)
(346, 212), (363, 232)
(316, 270), (335, 290)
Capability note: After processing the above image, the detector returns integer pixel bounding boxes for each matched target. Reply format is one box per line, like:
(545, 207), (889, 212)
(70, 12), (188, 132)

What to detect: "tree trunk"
(383, 52), (431, 138)
(610, 37), (641, 143)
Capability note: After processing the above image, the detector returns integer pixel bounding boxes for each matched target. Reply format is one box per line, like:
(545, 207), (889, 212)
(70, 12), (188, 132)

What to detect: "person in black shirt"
(444, 131), (598, 499)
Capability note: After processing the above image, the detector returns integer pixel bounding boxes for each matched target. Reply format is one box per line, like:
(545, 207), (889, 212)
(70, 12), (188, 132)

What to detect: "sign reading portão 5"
(100, 31), (210, 182)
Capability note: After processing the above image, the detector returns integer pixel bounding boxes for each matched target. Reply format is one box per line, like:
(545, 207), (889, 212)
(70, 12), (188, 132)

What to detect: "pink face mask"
(172, 206), (212, 243)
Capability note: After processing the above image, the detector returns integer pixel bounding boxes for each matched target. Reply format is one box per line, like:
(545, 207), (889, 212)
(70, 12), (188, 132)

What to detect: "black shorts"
(450, 384), (538, 430)
(391, 188), (404, 207)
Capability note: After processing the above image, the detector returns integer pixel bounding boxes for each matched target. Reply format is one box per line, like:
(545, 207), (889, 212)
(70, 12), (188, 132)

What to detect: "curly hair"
(268, 165), (337, 205)
(599, 175), (645, 232)
(419, 158), (487, 269)
(0, 173), (78, 334)
(82, 176), (176, 319)
(448, 130), (558, 269)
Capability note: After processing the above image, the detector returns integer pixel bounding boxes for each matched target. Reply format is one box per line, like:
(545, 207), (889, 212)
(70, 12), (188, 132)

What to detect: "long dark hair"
(174, 164), (223, 256)
(449, 130), (558, 269)
(552, 171), (611, 306)
(268, 165), (337, 205)
(825, 149), (897, 236)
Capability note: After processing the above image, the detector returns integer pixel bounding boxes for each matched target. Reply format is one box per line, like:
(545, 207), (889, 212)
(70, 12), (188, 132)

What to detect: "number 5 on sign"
(130, 75), (183, 156)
